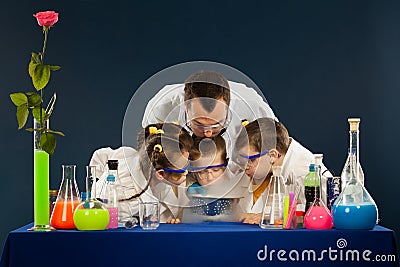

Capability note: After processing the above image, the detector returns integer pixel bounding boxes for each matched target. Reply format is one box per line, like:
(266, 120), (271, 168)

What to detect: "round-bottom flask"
(332, 179), (378, 229)
(304, 199), (333, 230)
(73, 166), (109, 230)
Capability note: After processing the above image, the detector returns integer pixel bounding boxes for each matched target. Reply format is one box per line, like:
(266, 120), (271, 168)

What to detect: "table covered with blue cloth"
(1, 222), (398, 267)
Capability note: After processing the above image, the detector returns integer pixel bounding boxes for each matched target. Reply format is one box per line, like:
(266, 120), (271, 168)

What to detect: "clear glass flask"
(332, 118), (378, 229)
(50, 165), (81, 229)
(260, 166), (286, 229)
(341, 148), (365, 186)
(73, 166), (110, 230)
(304, 159), (333, 230)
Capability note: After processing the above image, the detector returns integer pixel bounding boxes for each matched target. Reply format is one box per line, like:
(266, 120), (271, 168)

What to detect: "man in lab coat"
(142, 70), (277, 157)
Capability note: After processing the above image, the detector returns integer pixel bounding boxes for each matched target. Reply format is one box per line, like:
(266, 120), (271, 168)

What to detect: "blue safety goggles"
(156, 163), (190, 173)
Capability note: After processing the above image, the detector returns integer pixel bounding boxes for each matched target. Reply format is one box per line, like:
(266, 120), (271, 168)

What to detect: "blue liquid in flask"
(332, 203), (377, 230)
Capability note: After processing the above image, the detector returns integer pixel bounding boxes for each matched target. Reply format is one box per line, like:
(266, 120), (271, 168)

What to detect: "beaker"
(332, 118), (378, 229)
(50, 165), (81, 229)
(73, 166), (110, 230)
(259, 166), (286, 229)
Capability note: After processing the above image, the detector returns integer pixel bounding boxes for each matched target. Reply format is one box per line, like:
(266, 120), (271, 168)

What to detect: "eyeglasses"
(184, 109), (231, 135)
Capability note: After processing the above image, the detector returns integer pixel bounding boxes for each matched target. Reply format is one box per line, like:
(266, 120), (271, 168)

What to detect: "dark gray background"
(1, 0), (399, 256)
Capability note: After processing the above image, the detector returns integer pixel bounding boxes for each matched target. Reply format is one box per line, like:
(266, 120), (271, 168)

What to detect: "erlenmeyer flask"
(304, 160), (333, 230)
(73, 166), (110, 230)
(50, 165), (81, 229)
(259, 166), (286, 229)
(332, 118), (378, 229)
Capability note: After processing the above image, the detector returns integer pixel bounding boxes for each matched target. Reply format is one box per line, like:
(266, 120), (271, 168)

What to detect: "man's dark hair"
(184, 71), (230, 112)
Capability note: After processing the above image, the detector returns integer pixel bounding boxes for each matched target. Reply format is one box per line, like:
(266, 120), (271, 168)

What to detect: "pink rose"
(33, 11), (59, 27)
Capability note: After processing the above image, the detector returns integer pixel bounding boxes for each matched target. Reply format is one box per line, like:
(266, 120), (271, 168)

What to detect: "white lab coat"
(90, 147), (154, 223)
(142, 81), (277, 157)
(238, 138), (331, 214)
(90, 146), (189, 223)
(150, 181), (190, 222)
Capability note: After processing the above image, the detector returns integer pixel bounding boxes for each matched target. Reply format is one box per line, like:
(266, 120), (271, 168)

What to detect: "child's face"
(238, 145), (272, 181)
(192, 151), (226, 186)
(161, 150), (190, 185)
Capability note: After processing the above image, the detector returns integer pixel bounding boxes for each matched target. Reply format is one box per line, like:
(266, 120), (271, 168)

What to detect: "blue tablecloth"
(1, 222), (398, 267)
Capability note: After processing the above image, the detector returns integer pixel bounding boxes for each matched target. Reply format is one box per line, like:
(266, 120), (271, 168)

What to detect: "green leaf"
(40, 132), (56, 155)
(47, 129), (65, 136)
(26, 127), (44, 132)
(28, 52), (41, 78)
(32, 107), (47, 124)
(49, 65), (61, 71)
(10, 93), (28, 106)
(28, 61), (39, 78)
(16, 105), (29, 130)
(27, 92), (42, 108)
(32, 64), (50, 91)
(31, 52), (41, 64)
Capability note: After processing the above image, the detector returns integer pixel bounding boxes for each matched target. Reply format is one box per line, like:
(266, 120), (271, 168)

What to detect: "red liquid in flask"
(50, 200), (80, 229)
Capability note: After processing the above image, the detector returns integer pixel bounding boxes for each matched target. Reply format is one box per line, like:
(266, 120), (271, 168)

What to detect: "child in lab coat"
(185, 136), (245, 221)
(234, 118), (331, 224)
(120, 122), (194, 223)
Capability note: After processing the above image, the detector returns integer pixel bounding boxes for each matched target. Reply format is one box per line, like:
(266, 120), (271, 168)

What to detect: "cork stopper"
(348, 118), (360, 131)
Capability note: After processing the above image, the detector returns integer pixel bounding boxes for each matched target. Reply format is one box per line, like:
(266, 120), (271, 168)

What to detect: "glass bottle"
(260, 166), (286, 229)
(332, 118), (378, 229)
(100, 174), (119, 229)
(341, 148), (365, 186)
(73, 166), (110, 230)
(50, 165), (81, 229)
(304, 157), (333, 230)
(304, 164), (320, 212)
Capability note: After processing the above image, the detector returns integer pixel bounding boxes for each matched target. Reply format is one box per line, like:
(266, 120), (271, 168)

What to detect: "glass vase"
(29, 118), (53, 231)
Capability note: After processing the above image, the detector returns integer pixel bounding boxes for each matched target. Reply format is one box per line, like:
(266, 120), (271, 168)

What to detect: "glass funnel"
(332, 118), (378, 229)
(73, 166), (110, 231)
(50, 165), (81, 229)
(259, 166), (286, 229)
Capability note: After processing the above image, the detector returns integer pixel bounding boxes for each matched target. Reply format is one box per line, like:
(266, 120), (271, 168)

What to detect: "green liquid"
(73, 209), (110, 230)
(34, 149), (50, 226)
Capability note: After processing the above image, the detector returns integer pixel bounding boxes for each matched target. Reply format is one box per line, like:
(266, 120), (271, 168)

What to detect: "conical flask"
(332, 118), (378, 229)
(341, 148), (365, 186)
(259, 166), (286, 229)
(304, 163), (333, 230)
(50, 165), (81, 229)
(73, 166), (110, 230)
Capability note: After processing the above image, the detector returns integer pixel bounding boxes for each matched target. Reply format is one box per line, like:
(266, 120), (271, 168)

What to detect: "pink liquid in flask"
(304, 206), (333, 230)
